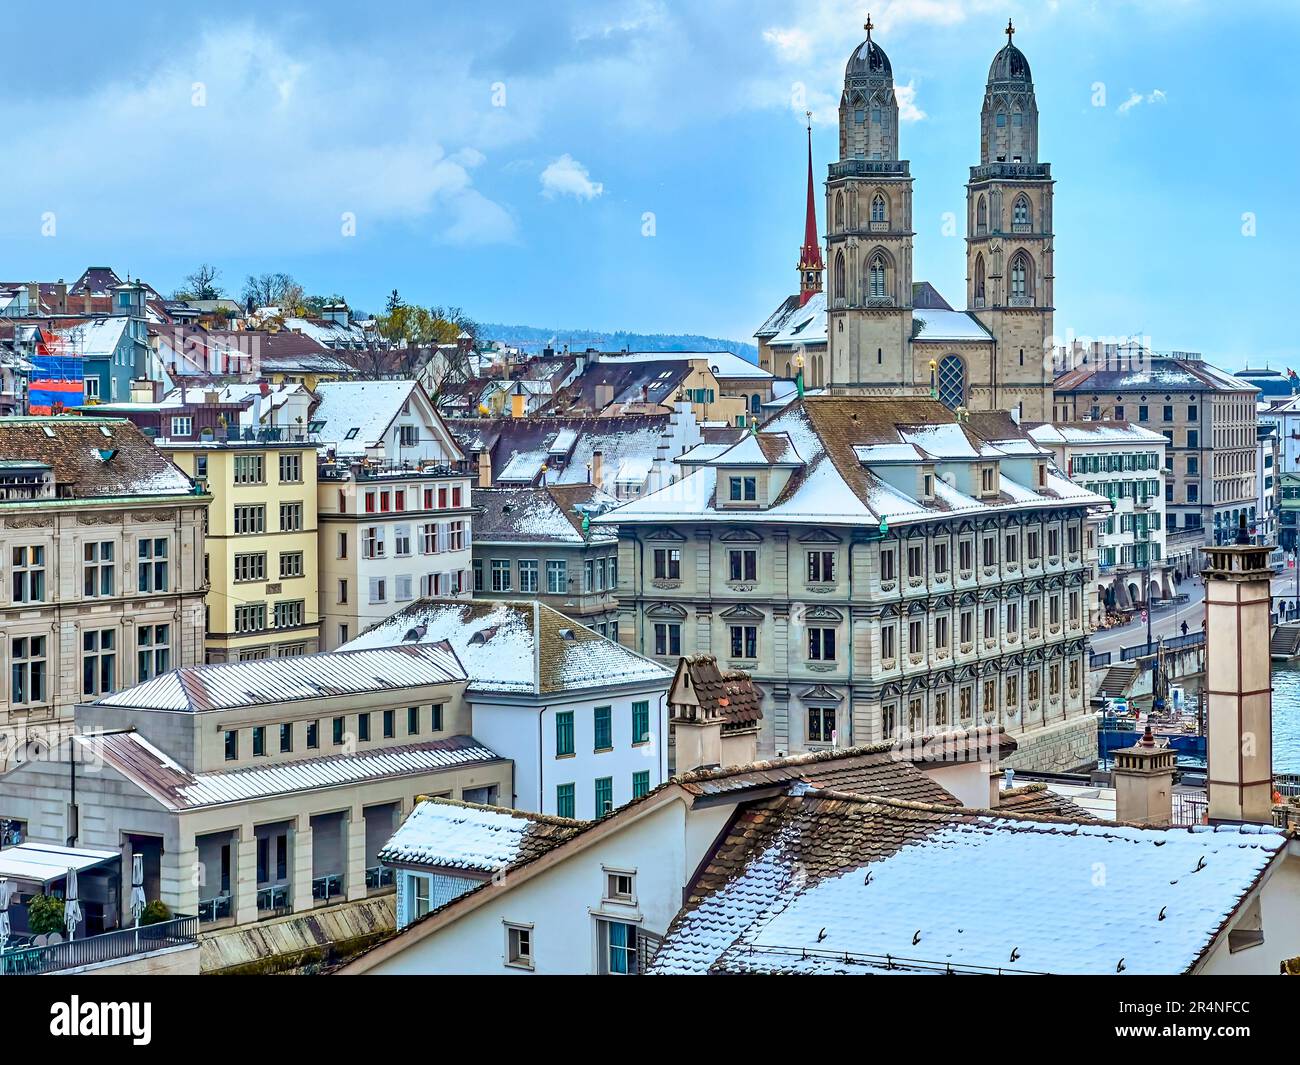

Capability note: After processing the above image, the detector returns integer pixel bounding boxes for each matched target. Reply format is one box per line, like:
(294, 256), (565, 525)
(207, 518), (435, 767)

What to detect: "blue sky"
(1, 0), (1296, 369)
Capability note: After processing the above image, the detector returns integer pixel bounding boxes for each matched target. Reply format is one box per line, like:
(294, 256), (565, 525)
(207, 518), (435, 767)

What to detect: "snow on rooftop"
(380, 801), (565, 872)
(313, 380), (417, 455)
(768, 293), (827, 348)
(598, 350), (772, 380)
(912, 309), (994, 343)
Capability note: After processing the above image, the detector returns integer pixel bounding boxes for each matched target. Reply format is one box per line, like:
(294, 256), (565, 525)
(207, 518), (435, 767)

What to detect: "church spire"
(797, 112), (824, 306)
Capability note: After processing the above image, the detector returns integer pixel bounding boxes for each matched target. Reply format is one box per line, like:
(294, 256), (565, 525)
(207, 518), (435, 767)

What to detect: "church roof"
(846, 37), (892, 80)
(989, 41), (1032, 83)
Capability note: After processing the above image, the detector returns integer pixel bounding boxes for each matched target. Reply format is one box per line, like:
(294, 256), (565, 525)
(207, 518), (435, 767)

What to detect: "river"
(1271, 663), (1300, 774)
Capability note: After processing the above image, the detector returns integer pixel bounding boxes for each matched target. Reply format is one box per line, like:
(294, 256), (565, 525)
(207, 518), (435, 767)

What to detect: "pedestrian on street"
(1181, 620), (1188, 637)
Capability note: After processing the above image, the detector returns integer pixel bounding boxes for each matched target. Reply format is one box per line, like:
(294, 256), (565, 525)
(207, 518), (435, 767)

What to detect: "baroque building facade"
(759, 20), (1055, 421)
(601, 396), (1102, 770)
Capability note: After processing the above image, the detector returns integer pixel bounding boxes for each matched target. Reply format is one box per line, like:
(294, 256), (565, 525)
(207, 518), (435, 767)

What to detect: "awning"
(0, 842), (120, 886)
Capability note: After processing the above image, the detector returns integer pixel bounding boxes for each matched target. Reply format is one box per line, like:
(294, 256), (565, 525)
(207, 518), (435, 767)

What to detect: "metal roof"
(95, 642), (467, 713)
(0, 841), (121, 884)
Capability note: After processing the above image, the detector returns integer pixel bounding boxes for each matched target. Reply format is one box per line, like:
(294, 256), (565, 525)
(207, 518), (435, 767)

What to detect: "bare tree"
(177, 263), (224, 301)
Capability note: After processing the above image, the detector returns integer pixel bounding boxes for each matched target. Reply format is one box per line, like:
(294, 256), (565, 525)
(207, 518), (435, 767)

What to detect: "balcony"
(829, 159), (910, 179)
(312, 873), (344, 901)
(969, 161), (1051, 181)
(0, 915), (198, 976)
(365, 865), (395, 890)
(198, 893), (232, 924)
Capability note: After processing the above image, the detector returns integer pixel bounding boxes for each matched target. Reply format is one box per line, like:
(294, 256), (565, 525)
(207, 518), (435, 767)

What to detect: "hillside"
(479, 323), (758, 364)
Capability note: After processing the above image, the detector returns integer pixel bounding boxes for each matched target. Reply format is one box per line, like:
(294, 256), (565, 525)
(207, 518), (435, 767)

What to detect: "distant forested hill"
(479, 323), (758, 364)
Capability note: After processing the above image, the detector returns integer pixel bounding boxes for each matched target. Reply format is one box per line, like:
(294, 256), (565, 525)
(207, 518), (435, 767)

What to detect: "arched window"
(1013, 195), (1030, 226)
(974, 254), (986, 301)
(750, 394), (761, 414)
(834, 192), (844, 231)
(937, 355), (966, 410)
(976, 196), (987, 234)
(871, 193), (887, 224)
(1010, 252), (1032, 300)
(834, 250), (846, 301)
(868, 253), (887, 299)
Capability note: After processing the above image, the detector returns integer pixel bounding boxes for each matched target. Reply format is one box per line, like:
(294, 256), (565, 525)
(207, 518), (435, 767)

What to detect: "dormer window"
(1037, 462), (1048, 489)
(728, 476), (757, 503)
(981, 466), (996, 495)
(922, 473), (934, 499)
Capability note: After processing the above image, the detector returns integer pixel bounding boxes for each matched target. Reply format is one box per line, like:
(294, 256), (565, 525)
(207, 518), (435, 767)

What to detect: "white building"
(1027, 421), (1172, 611)
(342, 599), (674, 818)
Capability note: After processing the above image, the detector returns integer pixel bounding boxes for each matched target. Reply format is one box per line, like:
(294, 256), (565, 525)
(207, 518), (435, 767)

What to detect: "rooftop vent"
(558, 628), (576, 641)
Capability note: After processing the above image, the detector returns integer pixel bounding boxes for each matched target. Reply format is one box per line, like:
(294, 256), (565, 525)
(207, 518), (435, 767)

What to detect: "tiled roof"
(472, 483), (617, 544)
(96, 642), (466, 712)
(0, 418), (196, 500)
(651, 791), (1285, 975)
(76, 731), (502, 811)
(379, 797), (584, 871)
(1055, 353), (1259, 395)
(998, 782), (1098, 820)
(675, 656), (763, 730)
(343, 599), (672, 696)
(755, 294), (801, 338)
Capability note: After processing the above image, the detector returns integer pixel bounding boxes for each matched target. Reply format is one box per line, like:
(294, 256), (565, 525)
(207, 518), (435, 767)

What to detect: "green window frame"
(632, 770), (650, 800)
(556, 711), (575, 756)
(632, 700), (650, 744)
(595, 777), (614, 816)
(556, 783), (575, 819)
(594, 706), (612, 751)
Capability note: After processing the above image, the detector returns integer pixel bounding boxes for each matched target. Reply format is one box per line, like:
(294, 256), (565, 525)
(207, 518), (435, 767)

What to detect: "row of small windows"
(224, 704), (445, 760)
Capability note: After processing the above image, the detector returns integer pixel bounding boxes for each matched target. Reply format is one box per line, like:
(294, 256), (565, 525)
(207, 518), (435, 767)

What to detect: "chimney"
(477, 450), (493, 489)
(669, 659), (724, 773)
(26, 282), (39, 309)
(83, 293), (93, 314)
(1112, 718), (1177, 825)
(509, 380), (526, 419)
(1204, 516), (1276, 824)
(591, 449), (603, 488)
(54, 280), (67, 313)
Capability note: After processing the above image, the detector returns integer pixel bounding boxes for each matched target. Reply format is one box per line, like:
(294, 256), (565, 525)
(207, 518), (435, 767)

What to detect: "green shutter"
(632, 700), (650, 744)
(632, 770), (650, 799)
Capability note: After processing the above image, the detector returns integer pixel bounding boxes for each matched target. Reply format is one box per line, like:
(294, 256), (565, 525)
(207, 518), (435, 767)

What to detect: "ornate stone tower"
(826, 16), (915, 391)
(1203, 519), (1275, 825)
(966, 20), (1054, 420)
(797, 114), (824, 306)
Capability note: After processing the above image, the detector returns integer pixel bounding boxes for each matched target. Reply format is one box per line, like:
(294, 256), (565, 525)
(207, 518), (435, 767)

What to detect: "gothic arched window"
(1013, 195), (1030, 226)
(869, 253), (887, 300)
(834, 250), (846, 301)
(937, 355), (966, 410)
(834, 192), (844, 231)
(871, 193), (887, 224)
(974, 254), (986, 301)
(976, 196), (987, 234)
(1010, 252), (1032, 300)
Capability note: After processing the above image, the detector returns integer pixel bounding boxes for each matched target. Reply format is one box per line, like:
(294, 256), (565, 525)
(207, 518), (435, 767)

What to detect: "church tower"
(797, 113), (824, 306)
(826, 16), (916, 392)
(966, 20), (1054, 420)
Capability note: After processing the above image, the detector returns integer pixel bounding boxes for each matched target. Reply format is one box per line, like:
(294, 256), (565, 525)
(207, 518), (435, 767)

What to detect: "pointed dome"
(988, 41), (1032, 84)
(846, 37), (892, 80)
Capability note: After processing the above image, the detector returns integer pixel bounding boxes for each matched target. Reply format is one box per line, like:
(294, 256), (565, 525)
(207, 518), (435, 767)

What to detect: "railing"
(1120, 631), (1206, 661)
(365, 865), (395, 890)
(257, 884), (291, 912)
(0, 915), (197, 976)
(1172, 793), (1208, 827)
(970, 161), (1051, 181)
(1274, 773), (1300, 799)
(198, 893), (231, 923)
(731, 943), (1049, 975)
(829, 159), (910, 178)
(312, 873), (343, 901)
(1089, 652), (1112, 669)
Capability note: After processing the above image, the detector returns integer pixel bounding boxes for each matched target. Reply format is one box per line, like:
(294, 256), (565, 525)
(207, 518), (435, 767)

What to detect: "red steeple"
(797, 113), (824, 306)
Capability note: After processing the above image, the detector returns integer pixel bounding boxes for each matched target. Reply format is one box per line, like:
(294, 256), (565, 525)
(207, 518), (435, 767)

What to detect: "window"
(937, 355), (965, 410)
(983, 607), (996, 640)
(233, 454), (264, 484)
(279, 551), (304, 579)
(1010, 253), (1030, 299)
(541, 559), (564, 594)
(1163, 405), (1173, 422)
(234, 604), (266, 633)
(556, 710), (575, 756)
(368, 577), (387, 604)
(381, 709), (395, 739)
(605, 870), (636, 903)
(1188, 430), (1199, 449)
(224, 730), (238, 761)
(332, 716), (346, 745)
(728, 549), (757, 582)
(808, 627), (837, 661)
(595, 777), (614, 816)
(880, 624), (896, 660)
(490, 559), (512, 592)
(279, 723), (293, 753)
(274, 600), (305, 629)
(556, 783), (575, 819)
(632, 770), (650, 799)
(357, 712), (371, 742)
(728, 476), (757, 502)
(137, 624), (170, 680)
(519, 560), (539, 593)
(170, 416), (193, 438)
(1004, 533), (1019, 564)
(632, 700), (650, 744)
(959, 539), (973, 572)
(278, 453), (302, 483)
(871, 192), (886, 223)
(730, 624), (758, 659)
(983, 536), (996, 567)
(653, 548), (681, 580)
(1007, 602), (1019, 635)
(1013, 195), (1030, 226)
(807, 550), (835, 583)
(338, 531), (349, 559)
(81, 629), (116, 696)
(407, 705), (420, 735)
(594, 706), (613, 751)
(233, 505), (265, 534)
(908, 619), (924, 655)
(233, 553), (266, 582)
(12, 546), (46, 603)
(880, 548), (896, 582)
(363, 526), (385, 559)
(506, 924), (533, 969)
(808, 706), (836, 742)
(654, 623), (681, 656)
(252, 726), (266, 757)
(279, 502), (304, 532)
(391, 525), (412, 558)
(907, 544), (924, 578)
(306, 721), (319, 749)
(869, 253), (887, 299)
(935, 616), (949, 651)
(933, 542), (948, 574)
(337, 579), (349, 604)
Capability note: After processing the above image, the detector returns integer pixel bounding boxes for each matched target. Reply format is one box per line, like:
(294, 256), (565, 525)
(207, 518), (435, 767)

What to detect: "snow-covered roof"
(755, 295), (801, 339)
(379, 798), (583, 871)
(767, 293), (827, 349)
(96, 642), (466, 712)
(473, 484), (618, 544)
(76, 731), (500, 811)
(312, 380), (419, 455)
(599, 396), (1105, 531)
(42, 316), (130, 359)
(711, 432), (804, 468)
(596, 350), (772, 381)
(678, 443), (734, 466)
(1027, 422), (1169, 447)
(343, 600), (672, 697)
(912, 308), (994, 343)
(651, 790), (1287, 975)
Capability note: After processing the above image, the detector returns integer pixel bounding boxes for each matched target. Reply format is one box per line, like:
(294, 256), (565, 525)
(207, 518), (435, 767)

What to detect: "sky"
(1, 0), (1296, 369)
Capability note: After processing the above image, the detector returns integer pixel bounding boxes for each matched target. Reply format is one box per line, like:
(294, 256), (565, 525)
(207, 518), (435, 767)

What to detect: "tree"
(241, 272), (303, 313)
(178, 264), (224, 301)
(385, 289), (404, 314)
(25, 894), (66, 936)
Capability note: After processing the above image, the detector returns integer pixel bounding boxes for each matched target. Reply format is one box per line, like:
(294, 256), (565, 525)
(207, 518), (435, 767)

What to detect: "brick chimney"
(476, 450), (492, 489)
(1203, 515), (1275, 824)
(1112, 719), (1177, 825)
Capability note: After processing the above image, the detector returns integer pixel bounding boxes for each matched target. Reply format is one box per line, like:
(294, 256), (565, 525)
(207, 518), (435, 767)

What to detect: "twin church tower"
(759, 18), (1054, 421)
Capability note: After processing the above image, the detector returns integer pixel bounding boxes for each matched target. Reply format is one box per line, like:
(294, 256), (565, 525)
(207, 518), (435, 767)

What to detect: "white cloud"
(539, 154), (605, 200)
(895, 81), (927, 123)
(763, 27), (814, 63)
(1118, 88), (1168, 114)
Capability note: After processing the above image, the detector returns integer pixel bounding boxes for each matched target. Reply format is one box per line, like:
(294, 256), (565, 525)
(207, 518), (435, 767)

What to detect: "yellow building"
(164, 440), (321, 662)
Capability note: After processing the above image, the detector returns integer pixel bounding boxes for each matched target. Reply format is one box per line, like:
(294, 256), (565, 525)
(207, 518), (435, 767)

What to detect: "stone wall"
(1002, 713), (1098, 773)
